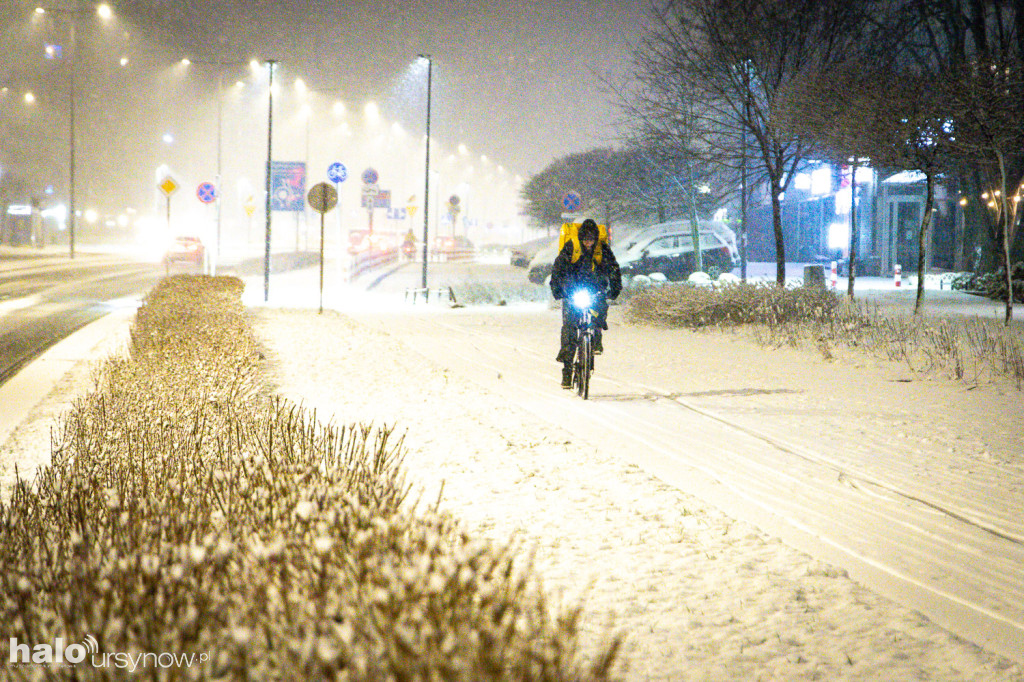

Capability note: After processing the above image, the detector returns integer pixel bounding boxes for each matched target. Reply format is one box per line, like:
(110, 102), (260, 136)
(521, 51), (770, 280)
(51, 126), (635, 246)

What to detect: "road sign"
(327, 162), (348, 184)
(196, 181), (217, 204)
(270, 161), (306, 212)
(307, 182), (338, 214)
(562, 191), (581, 212)
(360, 182), (377, 208)
(158, 176), (179, 197)
(361, 167), (379, 184)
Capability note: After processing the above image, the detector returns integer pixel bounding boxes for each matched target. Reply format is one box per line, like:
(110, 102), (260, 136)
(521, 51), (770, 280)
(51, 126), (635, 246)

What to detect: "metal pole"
(215, 72), (223, 274)
(264, 60), (276, 302)
(420, 55), (431, 290)
(68, 18), (76, 259)
(687, 152), (703, 273)
(741, 89), (749, 282)
(319, 211), (325, 314)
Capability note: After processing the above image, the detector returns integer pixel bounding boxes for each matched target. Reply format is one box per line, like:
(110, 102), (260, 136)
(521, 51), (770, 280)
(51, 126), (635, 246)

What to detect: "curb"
(0, 305), (136, 451)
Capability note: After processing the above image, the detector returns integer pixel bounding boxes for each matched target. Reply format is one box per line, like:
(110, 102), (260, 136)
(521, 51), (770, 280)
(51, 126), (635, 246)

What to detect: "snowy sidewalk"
(255, 306), (1023, 681)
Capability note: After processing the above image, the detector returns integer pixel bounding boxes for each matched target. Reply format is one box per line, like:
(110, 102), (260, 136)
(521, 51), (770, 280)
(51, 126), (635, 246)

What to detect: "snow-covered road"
(3, 256), (1021, 679)
(340, 302), (1024, 665)
(243, 259), (1023, 678)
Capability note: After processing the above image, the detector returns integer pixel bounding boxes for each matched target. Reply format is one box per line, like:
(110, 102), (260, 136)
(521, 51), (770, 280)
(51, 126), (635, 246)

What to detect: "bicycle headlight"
(571, 289), (593, 310)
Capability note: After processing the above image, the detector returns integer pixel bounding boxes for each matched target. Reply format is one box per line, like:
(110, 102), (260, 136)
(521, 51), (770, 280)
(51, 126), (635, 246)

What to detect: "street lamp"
(33, 2), (114, 259)
(418, 55), (432, 290)
(293, 83), (346, 244)
(178, 57), (254, 273)
(264, 59), (277, 303)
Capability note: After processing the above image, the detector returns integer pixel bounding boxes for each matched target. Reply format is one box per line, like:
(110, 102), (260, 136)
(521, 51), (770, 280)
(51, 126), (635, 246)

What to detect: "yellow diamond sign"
(158, 176), (179, 197)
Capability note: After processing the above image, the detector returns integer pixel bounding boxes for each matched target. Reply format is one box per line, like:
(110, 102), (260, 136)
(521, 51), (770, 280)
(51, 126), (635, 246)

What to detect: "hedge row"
(0, 275), (620, 680)
(624, 281), (842, 329)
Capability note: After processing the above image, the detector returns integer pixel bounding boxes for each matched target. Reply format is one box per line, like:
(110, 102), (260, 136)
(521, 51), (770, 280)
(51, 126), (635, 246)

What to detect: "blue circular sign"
(328, 162), (348, 184)
(197, 181), (217, 204)
(361, 167), (379, 185)
(562, 191), (581, 212)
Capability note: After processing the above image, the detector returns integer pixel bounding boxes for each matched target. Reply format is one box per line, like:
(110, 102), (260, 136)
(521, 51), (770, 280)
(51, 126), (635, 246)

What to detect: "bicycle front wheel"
(577, 334), (591, 399)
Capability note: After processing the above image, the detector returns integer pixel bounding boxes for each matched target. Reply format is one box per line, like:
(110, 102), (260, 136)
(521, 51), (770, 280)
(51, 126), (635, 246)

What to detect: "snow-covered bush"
(624, 276), (1024, 388)
(950, 263), (1024, 302)
(454, 280), (551, 305)
(687, 271), (713, 286)
(625, 281), (842, 329)
(0, 275), (621, 680)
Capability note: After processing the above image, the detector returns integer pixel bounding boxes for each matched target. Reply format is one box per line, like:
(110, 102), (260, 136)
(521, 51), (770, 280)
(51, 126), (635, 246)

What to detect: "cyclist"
(550, 218), (622, 388)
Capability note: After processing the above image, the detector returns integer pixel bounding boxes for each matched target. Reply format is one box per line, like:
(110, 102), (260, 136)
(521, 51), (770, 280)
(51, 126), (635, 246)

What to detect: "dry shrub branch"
(0, 275), (620, 680)
(625, 282), (1024, 389)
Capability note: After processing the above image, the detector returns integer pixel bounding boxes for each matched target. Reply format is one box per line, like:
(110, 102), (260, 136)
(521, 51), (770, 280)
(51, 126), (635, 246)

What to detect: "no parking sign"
(562, 191), (581, 212)
(197, 181), (217, 204)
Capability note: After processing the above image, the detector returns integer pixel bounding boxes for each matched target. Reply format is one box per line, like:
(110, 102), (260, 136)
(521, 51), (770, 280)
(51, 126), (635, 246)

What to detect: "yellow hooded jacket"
(558, 222), (609, 267)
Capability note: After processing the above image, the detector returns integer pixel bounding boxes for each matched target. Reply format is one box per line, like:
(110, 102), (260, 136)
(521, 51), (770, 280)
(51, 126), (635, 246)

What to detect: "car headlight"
(571, 289), (593, 310)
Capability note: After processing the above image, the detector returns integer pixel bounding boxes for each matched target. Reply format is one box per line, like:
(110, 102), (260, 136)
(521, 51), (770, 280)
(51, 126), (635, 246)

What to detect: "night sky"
(2, 1), (650, 234)
(116, 0), (650, 176)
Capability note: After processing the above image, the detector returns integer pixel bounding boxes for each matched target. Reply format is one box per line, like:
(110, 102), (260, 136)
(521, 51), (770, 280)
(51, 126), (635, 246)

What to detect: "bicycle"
(568, 287), (602, 399)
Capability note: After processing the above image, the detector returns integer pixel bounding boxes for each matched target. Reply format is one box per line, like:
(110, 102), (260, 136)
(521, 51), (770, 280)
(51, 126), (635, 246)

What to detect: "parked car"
(163, 236), (205, 271)
(526, 225), (619, 284)
(616, 220), (738, 281)
(510, 236), (557, 268)
(477, 243), (511, 264)
(526, 239), (563, 284)
(434, 235), (474, 256)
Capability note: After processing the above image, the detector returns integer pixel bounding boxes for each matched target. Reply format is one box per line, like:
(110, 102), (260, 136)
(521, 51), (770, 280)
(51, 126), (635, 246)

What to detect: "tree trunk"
(914, 172), (935, 315)
(954, 173), (967, 271)
(997, 150), (1014, 324)
(771, 178), (786, 285)
(847, 159), (859, 299)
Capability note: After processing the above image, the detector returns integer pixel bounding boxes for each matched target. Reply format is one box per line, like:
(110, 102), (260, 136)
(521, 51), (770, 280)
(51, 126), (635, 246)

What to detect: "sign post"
(197, 181), (217, 273)
(447, 194), (462, 236)
(361, 168), (379, 235)
(158, 174), (180, 235)
(327, 162), (347, 255)
(307, 182), (338, 314)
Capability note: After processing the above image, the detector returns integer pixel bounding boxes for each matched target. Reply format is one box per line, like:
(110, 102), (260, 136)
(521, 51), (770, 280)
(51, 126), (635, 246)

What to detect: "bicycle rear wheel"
(577, 334), (591, 399)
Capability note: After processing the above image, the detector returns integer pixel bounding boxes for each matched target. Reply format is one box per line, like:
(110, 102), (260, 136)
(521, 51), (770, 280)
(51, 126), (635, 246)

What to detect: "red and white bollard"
(894, 263), (902, 288)
(830, 261), (838, 289)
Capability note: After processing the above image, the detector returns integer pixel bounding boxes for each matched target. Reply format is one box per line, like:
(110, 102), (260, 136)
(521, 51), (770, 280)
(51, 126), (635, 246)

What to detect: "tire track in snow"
(360, 308), (1024, 664)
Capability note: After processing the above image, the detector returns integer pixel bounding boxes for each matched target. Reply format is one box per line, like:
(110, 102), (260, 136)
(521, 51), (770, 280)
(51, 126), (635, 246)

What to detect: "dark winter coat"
(550, 240), (622, 301)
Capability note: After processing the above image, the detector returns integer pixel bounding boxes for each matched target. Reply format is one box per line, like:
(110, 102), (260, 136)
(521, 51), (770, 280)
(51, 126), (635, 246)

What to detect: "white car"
(616, 220), (738, 281)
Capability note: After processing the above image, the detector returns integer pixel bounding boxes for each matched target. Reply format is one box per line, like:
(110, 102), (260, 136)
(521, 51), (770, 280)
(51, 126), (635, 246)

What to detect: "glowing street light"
(178, 56), (254, 272)
(418, 55), (432, 290)
(32, 1), (114, 258)
(264, 59), (278, 302)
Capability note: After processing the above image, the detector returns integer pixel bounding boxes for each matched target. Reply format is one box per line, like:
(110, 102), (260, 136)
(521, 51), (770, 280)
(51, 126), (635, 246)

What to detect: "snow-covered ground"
(2, 258), (1022, 680)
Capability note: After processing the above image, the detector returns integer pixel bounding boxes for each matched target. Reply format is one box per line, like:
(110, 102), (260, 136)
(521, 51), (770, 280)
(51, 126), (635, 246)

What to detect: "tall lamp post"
(33, 2), (113, 259)
(179, 58), (252, 274)
(418, 55), (432, 290)
(264, 59), (277, 302)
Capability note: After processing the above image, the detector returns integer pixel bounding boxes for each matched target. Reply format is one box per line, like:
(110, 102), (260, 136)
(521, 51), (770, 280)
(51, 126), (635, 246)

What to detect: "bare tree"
(621, 0), (873, 285)
(895, 0), (1024, 277)
(520, 146), (715, 231)
(774, 63), (875, 298)
(775, 60), (955, 313)
(944, 57), (1024, 323)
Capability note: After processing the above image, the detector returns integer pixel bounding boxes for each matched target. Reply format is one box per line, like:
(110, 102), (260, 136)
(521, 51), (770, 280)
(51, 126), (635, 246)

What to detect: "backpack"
(558, 222), (609, 266)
